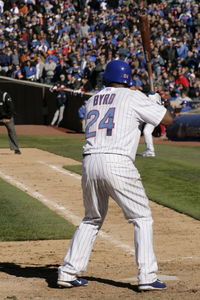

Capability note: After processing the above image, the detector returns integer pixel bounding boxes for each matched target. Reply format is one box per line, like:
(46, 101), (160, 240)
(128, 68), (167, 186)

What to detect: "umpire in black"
(0, 89), (21, 154)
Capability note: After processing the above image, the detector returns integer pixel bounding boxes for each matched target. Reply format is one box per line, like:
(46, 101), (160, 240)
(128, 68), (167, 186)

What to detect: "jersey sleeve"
(5, 93), (15, 118)
(132, 91), (166, 127)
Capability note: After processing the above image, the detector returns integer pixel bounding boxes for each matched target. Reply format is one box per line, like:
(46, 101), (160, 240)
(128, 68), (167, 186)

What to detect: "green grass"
(0, 177), (75, 241)
(0, 133), (199, 242)
(64, 142), (200, 220)
(135, 144), (200, 220)
(0, 134), (85, 161)
(65, 156), (200, 220)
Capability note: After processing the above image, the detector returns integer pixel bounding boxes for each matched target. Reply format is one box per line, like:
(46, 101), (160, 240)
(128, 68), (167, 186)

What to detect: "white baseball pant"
(51, 105), (65, 126)
(58, 154), (158, 284)
(143, 123), (155, 153)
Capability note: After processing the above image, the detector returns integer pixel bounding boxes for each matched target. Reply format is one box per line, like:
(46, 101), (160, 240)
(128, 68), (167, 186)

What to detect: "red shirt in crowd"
(175, 74), (189, 87)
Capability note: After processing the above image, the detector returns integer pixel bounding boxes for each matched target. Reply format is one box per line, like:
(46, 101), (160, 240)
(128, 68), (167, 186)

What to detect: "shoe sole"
(137, 154), (155, 157)
(57, 280), (88, 288)
(138, 286), (167, 291)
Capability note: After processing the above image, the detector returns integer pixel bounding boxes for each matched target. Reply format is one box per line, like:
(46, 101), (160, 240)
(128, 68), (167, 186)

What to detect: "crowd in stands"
(0, 0), (199, 111)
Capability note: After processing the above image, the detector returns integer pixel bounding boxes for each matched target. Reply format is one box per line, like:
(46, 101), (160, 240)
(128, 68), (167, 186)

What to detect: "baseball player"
(138, 123), (156, 157)
(0, 89), (21, 154)
(50, 74), (68, 127)
(57, 60), (173, 291)
(78, 103), (86, 133)
(137, 93), (163, 157)
(130, 85), (160, 157)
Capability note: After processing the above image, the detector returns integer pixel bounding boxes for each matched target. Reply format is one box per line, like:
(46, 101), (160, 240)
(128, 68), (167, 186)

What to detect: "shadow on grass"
(0, 262), (139, 292)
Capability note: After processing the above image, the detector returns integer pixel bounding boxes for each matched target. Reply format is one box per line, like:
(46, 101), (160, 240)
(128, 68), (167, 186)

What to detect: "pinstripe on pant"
(58, 154), (158, 284)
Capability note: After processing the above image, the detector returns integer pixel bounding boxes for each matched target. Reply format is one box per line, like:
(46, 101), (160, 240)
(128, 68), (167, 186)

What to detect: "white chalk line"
(122, 275), (179, 282)
(161, 256), (200, 262)
(1, 160), (199, 279)
(38, 161), (81, 180)
(38, 161), (200, 262)
(0, 168), (134, 256)
(0, 170), (81, 225)
(38, 161), (136, 255)
(37, 161), (200, 265)
(38, 161), (136, 253)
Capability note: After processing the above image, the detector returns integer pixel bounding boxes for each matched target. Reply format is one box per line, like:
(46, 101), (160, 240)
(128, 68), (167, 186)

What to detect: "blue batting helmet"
(103, 60), (132, 86)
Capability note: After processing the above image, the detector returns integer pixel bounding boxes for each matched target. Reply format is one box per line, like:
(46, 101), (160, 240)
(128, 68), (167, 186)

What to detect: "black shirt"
(0, 91), (14, 119)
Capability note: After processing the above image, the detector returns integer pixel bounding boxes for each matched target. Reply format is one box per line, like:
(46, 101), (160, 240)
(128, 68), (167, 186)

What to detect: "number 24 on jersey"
(85, 108), (116, 138)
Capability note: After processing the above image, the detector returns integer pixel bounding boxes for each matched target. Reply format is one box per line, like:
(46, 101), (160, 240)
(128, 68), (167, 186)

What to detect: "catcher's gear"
(148, 92), (162, 105)
(103, 60), (132, 86)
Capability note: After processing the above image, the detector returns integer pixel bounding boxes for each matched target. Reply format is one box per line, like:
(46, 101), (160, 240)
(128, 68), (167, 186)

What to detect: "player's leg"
(4, 117), (20, 152)
(105, 155), (160, 286)
(51, 109), (59, 126)
(142, 123), (155, 156)
(57, 105), (65, 126)
(58, 221), (100, 285)
(58, 154), (109, 286)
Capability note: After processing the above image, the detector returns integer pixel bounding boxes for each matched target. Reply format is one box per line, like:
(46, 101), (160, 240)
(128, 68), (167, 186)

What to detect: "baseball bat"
(139, 5), (155, 92)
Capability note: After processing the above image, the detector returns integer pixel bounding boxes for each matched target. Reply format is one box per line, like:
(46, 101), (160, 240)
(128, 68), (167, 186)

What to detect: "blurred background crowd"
(0, 0), (199, 111)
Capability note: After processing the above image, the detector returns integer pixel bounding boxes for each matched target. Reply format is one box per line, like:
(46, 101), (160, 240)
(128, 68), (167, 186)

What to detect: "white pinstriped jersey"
(83, 87), (166, 161)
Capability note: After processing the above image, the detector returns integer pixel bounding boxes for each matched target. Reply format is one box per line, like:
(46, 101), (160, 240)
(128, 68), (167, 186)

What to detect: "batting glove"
(148, 91), (162, 105)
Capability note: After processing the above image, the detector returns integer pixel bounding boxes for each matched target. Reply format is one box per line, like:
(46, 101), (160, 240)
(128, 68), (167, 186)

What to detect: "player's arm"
(5, 93), (14, 118)
(160, 110), (174, 126)
(148, 92), (174, 126)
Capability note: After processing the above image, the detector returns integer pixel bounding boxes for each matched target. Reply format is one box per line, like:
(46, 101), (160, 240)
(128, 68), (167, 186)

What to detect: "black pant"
(0, 117), (20, 151)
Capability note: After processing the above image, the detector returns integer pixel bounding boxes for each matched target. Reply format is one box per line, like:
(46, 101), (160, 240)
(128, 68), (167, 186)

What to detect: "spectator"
(19, 47), (30, 65)
(10, 3), (19, 15)
(179, 89), (193, 103)
(180, 100), (192, 113)
(175, 71), (190, 90)
(68, 62), (82, 80)
(11, 48), (20, 66)
(91, 55), (106, 89)
(12, 65), (24, 80)
(79, 21), (90, 38)
(176, 39), (189, 59)
(0, 48), (11, 72)
(18, 2), (28, 17)
(0, 65), (6, 76)
(69, 75), (82, 90)
(6, 65), (15, 78)
(79, 77), (93, 93)
(53, 59), (68, 82)
(0, 0), (198, 97)
(44, 58), (56, 84)
(0, 0), (4, 15)
(191, 88), (200, 102)
(23, 60), (36, 81)
(163, 99), (175, 117)
(35, 56), (45, 82)
(151, 50), (165, 77)
(30, 33), (40, 50)
(169, 88), (181, 101)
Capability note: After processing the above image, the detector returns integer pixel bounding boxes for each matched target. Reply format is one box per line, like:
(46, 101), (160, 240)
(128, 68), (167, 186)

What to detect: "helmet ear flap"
(103, 60), (132, 86)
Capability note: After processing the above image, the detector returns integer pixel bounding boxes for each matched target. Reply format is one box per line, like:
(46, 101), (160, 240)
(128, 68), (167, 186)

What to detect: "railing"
(0, 76), (91, 132)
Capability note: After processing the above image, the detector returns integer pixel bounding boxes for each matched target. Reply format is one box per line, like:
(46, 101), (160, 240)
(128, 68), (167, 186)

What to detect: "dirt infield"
(0, 125), (200, 300)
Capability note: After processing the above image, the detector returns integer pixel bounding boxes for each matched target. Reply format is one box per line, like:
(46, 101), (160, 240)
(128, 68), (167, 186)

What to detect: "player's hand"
(148, 92), (162, 105)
